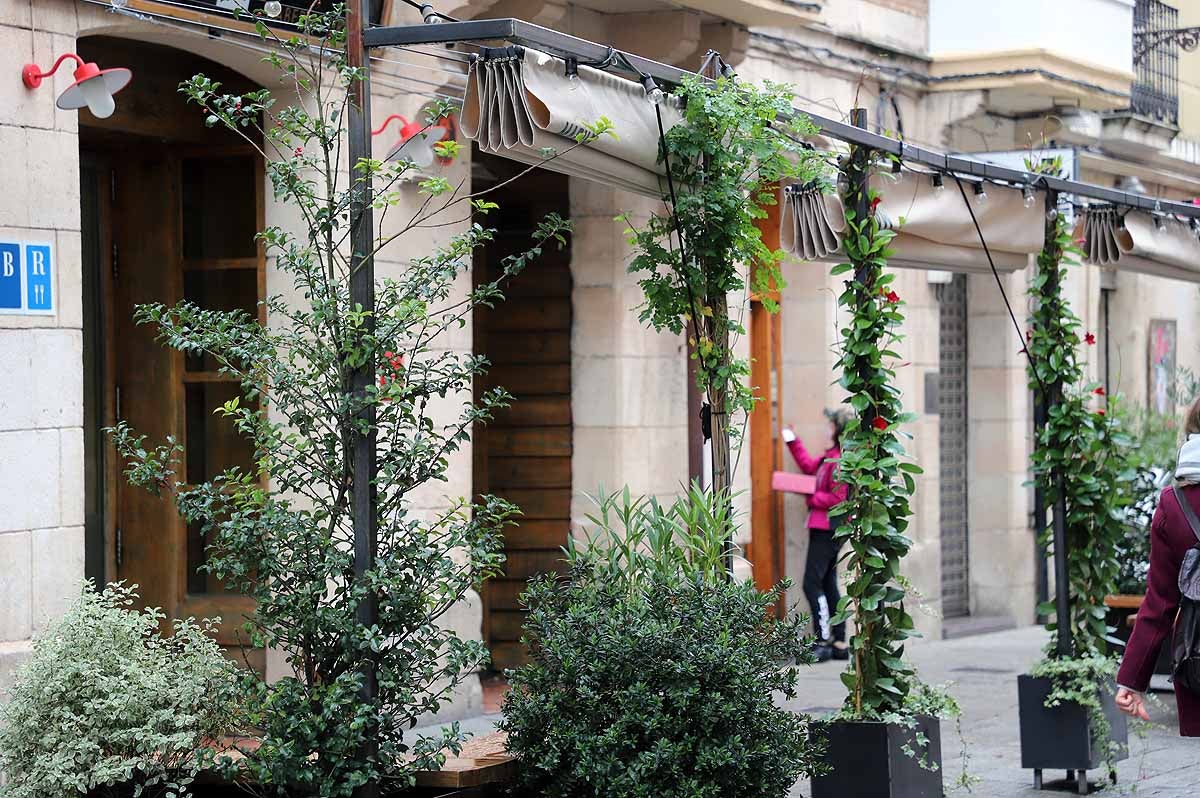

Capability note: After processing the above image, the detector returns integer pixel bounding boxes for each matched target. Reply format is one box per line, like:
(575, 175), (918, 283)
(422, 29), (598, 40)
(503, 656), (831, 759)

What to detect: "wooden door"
(106, 144), (265, 667)
(473, 160), (573, 671)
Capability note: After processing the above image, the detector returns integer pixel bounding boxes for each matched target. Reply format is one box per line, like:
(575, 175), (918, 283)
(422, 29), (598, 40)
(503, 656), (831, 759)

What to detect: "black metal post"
(1043, 189), (1073, 659)
(347, 1), (379, 796)
(1032, 392), (1049, 623)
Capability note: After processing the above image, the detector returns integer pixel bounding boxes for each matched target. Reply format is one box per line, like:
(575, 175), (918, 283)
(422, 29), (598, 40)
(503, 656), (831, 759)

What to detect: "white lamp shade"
(57, 68), (132, 118)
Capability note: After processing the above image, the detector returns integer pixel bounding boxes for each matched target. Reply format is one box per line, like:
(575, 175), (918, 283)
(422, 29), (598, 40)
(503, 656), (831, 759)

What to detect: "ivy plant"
(1027, 193), (1134, 657)
(622, 74), (824, 504)
(105, 7), (586, 796)
(827, 151), (924, 720)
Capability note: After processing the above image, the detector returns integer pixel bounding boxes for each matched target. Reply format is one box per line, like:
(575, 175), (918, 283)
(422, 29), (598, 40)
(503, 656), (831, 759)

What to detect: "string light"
(640, 74), (665, 105)
(973, 181), (987, 202)
(1023, 187), (1035, 208)
(931, 172), (944, 194)
(263, 1), (282, 18)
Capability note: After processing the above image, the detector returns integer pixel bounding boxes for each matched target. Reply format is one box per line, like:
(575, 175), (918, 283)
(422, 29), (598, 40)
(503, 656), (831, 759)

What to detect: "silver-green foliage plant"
(0, 582), (240, 798)
(106, 7), (577, 796)
(498, 485), (824, 798)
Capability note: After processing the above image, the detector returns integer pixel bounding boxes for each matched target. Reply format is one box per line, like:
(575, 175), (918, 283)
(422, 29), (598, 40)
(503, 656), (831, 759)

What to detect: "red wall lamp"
(22, 53), (132, 120)
(372, 113), (457, 168)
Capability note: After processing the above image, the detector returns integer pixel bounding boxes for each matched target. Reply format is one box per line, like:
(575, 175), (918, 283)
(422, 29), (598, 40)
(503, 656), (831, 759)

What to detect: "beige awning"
(780, 170), (1044, 274)
(1077, 207), (1200, 283)
(461, 47), (681, 198)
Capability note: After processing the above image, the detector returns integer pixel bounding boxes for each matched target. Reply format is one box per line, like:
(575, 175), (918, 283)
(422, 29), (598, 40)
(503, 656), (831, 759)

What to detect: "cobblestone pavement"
(785, 625), (1197, 798)
(423, 625), (1197, 797)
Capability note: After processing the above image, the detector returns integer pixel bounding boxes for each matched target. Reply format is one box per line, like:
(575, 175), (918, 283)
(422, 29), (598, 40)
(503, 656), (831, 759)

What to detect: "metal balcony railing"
(1130, 0), (1180, 125)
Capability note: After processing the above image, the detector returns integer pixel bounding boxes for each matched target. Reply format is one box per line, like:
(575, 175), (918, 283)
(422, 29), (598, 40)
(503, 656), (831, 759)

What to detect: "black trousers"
(803, 528), (846, 643)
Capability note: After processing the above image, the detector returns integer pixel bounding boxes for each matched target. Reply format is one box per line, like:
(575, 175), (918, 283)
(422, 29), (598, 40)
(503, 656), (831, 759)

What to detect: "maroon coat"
(1116, 485), (1200, 736)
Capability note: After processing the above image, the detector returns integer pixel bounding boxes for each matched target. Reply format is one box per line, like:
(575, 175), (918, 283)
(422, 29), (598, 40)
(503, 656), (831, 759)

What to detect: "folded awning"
(460, 47), (681, 198)
(1077, 207), (1200, 283)
(780, 170), (1045, 274)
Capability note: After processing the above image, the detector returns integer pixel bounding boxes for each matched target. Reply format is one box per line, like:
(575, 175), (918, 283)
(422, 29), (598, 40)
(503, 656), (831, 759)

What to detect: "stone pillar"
(568, 178), (689, 529)
(0, 0), (86, 692)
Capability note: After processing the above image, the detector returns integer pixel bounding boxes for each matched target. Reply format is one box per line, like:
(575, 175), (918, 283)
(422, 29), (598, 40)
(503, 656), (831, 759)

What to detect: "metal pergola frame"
(363, 15), (1200, 218)
(343, 12), (1171, 794)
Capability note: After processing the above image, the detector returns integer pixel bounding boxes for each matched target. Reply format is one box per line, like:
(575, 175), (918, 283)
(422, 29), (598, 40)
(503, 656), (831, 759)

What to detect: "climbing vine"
(1027, 196), (1133, 658)
(829, 151), (923, 719)
(623, 74), (823, 503)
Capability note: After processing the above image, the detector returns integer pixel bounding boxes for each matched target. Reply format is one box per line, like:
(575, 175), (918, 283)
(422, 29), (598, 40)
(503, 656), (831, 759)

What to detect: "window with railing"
(1130, 0), (1180, 125)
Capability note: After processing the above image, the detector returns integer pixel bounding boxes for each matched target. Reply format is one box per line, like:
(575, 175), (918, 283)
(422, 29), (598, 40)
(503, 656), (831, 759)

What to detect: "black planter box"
(1018, 674), (1128, 790)
(811, 715), (943, 798)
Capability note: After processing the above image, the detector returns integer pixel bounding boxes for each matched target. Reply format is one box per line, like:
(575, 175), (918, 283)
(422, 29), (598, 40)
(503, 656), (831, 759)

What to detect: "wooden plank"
(487, 331), (571, 364)
(486, 579), (527, 612)
(505, 519), (570, 549)
(487, 609), (528, 642)
(497, 266), (573, 299)
(486, 298), (571, 332)
(502, 550), (568, 580)
(489, 641), (531, 671)
(410, 732), (517, 789)
(487, 427), (572, 457)
(484, 364), (570, 395)
(489, 488), (572, 519)
(487, 456), (572, 488)
(492, 395), (572, 427)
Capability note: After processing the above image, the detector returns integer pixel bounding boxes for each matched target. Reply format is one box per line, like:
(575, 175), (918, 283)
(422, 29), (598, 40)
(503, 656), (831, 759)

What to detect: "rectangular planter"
(1018, 674), (1129, 775)
(811, 715), (943, 798)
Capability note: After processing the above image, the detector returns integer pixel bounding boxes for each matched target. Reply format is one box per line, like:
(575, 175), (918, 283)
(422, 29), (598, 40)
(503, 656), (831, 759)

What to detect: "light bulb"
(79, 77), (116, 119)
(646, 86), (665, 105)
(566, 72), (580, 92)
(1023, 189), (1035, 208)
(264, 1), (282, 18)
(931, 173), (944, 194)
(110, 0), (128, 7)
(973, 183), (987, 202)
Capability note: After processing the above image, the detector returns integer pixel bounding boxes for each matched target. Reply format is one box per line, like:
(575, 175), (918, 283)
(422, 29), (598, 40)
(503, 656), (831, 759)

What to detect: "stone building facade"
(3, 0), (1200, 717)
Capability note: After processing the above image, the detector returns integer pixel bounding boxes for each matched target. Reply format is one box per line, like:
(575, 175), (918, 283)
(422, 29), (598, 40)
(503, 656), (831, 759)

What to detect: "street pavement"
(421, 625), (1198, 797)
(785, 625), (1197, 797)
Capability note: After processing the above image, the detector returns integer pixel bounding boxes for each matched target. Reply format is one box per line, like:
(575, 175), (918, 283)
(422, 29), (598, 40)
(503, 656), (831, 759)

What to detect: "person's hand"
(1115, 687), (1149, 721)
(782, 425), (796, 443)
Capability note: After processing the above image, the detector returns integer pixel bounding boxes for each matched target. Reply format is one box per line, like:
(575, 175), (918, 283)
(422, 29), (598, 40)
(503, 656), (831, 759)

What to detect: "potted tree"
(1020, 180), (1131, 794)
(102, 7), (584, 795)
(807, 112), (955, 798)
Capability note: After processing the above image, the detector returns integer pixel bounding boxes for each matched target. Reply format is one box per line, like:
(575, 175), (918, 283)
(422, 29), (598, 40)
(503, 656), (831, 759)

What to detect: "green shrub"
(0, 582), (240, 798)
(498, 486), (823, 798)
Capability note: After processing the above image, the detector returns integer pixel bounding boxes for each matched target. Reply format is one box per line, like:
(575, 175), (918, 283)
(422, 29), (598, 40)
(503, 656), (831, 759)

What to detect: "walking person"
(1116, 397), (1200, 736)
(783, 410), (850, 663)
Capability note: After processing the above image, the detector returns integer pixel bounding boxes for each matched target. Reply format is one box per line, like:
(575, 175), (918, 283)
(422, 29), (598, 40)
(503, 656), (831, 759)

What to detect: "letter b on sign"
(0, 242), (19, 310)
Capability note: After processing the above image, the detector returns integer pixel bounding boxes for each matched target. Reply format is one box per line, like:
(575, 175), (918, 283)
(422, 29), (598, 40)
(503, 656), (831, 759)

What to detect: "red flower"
(1097, 409), (1106, 417)
(884, 290), (900, 304)
(384, 350), (394, 359)
(378, 375), (389, 387)
(870, 196), (882, 214)
(1094, 386), (1106, 396)
(294, 147), (304, 157)
(1083, 332), (1096, 345)
(872, 416), (889, 431)
(1025, 329), (1033, 343)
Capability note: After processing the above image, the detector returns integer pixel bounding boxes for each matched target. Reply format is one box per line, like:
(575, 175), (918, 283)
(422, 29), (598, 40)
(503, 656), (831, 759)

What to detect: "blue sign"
(25, 244), (52, 312)
(0, 242), (18, 310)
(0, 241), (54, 316)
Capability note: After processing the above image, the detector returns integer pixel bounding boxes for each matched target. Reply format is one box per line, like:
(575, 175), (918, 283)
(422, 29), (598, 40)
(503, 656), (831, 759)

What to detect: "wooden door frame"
(749, 186), (786, 611)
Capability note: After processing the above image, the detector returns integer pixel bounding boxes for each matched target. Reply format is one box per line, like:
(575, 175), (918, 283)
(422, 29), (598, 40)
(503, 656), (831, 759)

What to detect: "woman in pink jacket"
(783, 410), (850, 662)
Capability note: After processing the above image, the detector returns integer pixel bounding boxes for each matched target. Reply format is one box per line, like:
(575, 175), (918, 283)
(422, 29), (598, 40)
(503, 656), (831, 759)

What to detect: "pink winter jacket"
(786, 439), (848, 531)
